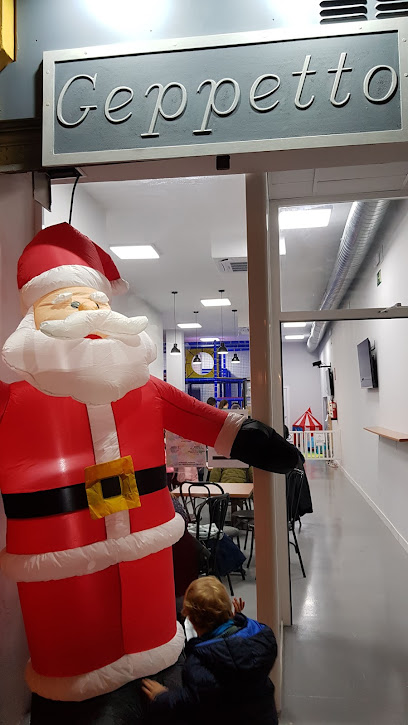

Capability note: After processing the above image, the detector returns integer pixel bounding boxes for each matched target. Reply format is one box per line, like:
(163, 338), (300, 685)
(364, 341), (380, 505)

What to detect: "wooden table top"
(174, 482), (253, 499)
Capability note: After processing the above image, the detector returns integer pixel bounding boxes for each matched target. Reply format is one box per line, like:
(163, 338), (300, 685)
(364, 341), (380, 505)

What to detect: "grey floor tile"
(281, 462), (408, 725)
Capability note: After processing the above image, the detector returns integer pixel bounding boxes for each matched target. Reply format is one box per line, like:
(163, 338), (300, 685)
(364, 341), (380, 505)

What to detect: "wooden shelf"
(364, 426), (408, 442)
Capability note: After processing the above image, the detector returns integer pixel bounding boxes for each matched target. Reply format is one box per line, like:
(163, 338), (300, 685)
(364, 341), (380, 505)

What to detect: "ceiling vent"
(376, 1), (408, 18)
(320, 0), (368, 23)
(216, 258), (248, 273)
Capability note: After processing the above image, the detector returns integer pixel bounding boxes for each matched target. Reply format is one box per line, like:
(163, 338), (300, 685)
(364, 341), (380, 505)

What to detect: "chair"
(177, 482), (223, 523)
(231, 491), (255, 568)
(191, 493), (240, 595)
(286, 468), (306, 578)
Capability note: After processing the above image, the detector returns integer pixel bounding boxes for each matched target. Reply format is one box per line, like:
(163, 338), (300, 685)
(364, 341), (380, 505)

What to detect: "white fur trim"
(214, 412), (246, 457)
(26, 622), (185, 701)
(0, 513), (185, 583)
(20, 265), (113, 311)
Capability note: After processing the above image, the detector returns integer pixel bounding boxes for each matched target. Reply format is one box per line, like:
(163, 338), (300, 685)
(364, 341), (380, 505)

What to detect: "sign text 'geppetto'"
(43, 25), (405, 165)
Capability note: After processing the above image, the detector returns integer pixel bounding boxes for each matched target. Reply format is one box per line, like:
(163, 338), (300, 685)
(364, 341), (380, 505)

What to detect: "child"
(142, 577), (278, 725)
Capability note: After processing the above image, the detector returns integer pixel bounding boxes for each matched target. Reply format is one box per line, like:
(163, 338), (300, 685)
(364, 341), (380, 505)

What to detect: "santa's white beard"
(2, 309), (157, 405)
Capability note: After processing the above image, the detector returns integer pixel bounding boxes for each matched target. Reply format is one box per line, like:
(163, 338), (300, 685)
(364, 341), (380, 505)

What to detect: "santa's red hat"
(18, 223), (129, 311)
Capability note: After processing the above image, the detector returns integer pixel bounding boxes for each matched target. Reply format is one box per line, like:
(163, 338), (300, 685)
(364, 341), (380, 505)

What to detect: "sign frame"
(42, 18), (408, 167)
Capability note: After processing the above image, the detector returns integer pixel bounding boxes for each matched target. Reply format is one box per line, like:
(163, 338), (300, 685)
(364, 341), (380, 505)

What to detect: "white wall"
(282, 341), (323, 427)
(44, 183), (107, 244)
(0, 174), (35, 724)
(320, 200), (408, 549)
(45, 184), (164, 379)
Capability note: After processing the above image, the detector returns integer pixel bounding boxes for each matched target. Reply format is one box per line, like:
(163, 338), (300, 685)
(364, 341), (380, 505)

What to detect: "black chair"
(192, 493), (239, 595)
(231, 491), (255, 567)
(286, 468), (306, 578)
(177, 482), (223, 522)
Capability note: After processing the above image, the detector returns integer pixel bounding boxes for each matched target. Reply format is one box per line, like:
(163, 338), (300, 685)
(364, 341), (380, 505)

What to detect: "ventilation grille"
(216, 258), (248, 273)
(376, 1), (408, 18)
(320, 0), (368, 23)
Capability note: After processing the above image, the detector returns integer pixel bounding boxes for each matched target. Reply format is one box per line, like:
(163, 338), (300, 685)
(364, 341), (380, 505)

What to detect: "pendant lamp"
(192, 311), (202, 368)
(231, 309), (240, 364)
(170, 291), (181, 354)
(217, 290), (228, 356)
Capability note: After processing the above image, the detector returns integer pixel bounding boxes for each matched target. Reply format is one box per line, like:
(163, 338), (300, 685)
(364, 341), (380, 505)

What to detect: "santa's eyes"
(70, 301), (80, 309)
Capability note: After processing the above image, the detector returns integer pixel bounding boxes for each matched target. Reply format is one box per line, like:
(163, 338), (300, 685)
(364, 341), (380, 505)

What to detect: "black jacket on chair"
(149, 613), (278, 725)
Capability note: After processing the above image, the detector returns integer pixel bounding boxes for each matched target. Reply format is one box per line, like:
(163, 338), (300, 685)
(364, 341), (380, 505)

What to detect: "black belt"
(2, 465), (167, 520)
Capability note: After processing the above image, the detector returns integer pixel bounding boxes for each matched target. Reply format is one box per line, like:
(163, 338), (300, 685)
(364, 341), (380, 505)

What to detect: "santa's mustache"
(39, 310), (148, 340)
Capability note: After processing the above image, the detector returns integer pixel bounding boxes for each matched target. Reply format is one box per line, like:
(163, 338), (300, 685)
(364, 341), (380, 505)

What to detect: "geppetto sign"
(42, 20), (408, 167)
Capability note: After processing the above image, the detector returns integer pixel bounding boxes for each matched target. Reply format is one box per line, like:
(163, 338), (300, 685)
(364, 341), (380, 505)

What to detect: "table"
(174, 482), (253, 499)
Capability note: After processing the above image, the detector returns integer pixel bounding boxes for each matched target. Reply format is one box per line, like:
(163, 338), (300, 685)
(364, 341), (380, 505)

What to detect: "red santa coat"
(0, 376), (241, 701)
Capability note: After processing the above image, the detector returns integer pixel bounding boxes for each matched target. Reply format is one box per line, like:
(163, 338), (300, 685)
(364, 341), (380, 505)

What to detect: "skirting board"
(340, 465), (408, 556)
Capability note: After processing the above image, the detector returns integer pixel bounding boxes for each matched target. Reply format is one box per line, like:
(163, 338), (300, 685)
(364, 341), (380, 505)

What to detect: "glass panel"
(278, 199), (408, 313)
(280, 317), (408, 724)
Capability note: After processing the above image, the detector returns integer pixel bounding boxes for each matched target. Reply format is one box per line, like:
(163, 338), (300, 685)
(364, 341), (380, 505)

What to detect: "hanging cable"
(192, 311), (201, 366)
(231, 309), (240, 363)
(217, 290), (228, 355)
(170, 291), (180, 354)
(68, 173), (81, 225)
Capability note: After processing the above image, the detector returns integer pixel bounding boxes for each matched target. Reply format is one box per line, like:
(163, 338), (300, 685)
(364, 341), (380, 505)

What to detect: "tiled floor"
(280, 461), (408, 725)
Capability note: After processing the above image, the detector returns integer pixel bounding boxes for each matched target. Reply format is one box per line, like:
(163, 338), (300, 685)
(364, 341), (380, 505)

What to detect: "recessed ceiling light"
(279, 207), (332, 230)
(279, 236), (286, 255)
(201, 298), (231, 307)
(285, 334), (307, 340)
(283, 322), (307, 328)
(110, 245), (160, 259)
(177, 323), (202, 329)
(200, 337), (220, 342)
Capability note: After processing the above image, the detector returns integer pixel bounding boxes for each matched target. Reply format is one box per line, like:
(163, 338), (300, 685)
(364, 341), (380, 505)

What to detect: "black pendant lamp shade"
(170, 291), (181, 354)
(217, 290), (228, 356)
(231, 309), (240, 363)
(192, 311), (201, 365)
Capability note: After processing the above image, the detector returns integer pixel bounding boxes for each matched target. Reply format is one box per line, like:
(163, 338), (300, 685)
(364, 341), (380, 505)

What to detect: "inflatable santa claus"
(0, 223), (297, 705)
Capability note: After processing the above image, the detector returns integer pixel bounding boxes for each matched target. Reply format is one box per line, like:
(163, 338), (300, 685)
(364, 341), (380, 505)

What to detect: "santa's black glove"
(230, 419), (298, 474)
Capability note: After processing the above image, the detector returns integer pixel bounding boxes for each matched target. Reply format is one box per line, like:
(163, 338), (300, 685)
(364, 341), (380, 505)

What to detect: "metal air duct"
(307, 200), (389, 352)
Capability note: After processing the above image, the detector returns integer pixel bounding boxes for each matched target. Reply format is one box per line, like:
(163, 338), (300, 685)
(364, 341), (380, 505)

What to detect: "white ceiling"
(85, 175), (249, 338)
(81, 163), (406, 342)
(279, 202), (352, 312)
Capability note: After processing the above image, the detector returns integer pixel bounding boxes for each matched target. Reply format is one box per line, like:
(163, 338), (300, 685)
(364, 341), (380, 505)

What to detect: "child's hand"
(232, 596), (245, 614)
(142, 678), (168, 701)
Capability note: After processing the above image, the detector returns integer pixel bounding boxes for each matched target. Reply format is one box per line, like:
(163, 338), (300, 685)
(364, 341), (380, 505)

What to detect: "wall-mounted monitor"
(357, 338), (378, 389)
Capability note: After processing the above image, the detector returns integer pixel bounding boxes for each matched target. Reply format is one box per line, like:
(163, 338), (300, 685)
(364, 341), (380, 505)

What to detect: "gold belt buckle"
(84, 455), (141, 520)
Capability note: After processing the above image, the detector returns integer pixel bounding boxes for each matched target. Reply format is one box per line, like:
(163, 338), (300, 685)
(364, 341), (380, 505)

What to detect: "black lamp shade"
(170, 343), (181, 355)
(231, 352), (240, 363)
(217, 342), (228, 355)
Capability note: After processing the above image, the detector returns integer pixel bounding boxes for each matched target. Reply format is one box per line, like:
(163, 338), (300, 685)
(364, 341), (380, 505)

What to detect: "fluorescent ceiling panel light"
(110, 245), (159, 259)
(279, 236), (286, 255)
(177, 323), (202, 329)
(279, 208), (332, 230)
(200, 337), (220, 342)
(285, 334), (307, 340)
(283, 322), (307, 328)
(201, 298), (231, 307)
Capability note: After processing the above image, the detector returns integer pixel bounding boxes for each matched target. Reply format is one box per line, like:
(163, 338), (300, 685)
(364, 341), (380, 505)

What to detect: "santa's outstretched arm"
(152, 377), (298, 474)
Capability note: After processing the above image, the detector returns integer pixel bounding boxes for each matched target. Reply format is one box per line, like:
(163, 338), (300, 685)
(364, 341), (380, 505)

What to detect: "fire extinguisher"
(329, 400), (338, 420)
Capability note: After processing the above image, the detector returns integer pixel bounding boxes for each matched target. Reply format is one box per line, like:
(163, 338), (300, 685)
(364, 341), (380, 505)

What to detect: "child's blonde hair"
(182, 576), (232, 633)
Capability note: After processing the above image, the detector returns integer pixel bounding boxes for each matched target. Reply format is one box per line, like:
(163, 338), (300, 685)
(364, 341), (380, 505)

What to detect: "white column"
(246, 174), (288, 710)
(165, 329), (185, 391)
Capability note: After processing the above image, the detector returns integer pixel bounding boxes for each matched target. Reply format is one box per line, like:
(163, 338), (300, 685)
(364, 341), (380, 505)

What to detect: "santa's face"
(33, 286), (111, 328)
(2, 285), (157, 406)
